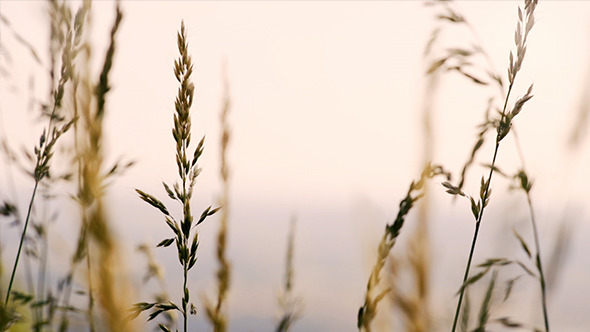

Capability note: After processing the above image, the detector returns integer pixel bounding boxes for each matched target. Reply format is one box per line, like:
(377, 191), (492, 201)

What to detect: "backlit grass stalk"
(74, 3), (130, 331)
(384, 219), (432, 332)
(385, 72), (440, 331)
(520, 174), (549, 332)
(395, 51), (440, 332)
(4, 0), (80, 307)
(512, 132), (549, 331)
(133, 21), (218, 332)
(205, 66), (232, 332)
(275, 217), (302, 332)
(402, 209), (432, 332)
(55, 3), (94, 329)
(59, 7), (98, 331)
(450, 2), (538, 331)
(358, 164), (449, 332)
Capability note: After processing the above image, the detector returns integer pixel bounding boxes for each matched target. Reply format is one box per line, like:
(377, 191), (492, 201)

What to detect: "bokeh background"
(1, 1), (589, 331)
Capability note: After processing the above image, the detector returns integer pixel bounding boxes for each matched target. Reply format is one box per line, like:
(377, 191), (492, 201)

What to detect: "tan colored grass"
(1, 1), (91, 330)
(358, 164), (449, 332)
(205, 64), (232, 332)
(74, 3), (136, 331)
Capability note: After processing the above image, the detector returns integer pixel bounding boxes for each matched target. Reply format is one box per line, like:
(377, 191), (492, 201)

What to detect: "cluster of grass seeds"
(357, 163), (449, 332)
(275, 217), (302, 332)
(424, 0), (546, 331)
(132, 20), (219, 332)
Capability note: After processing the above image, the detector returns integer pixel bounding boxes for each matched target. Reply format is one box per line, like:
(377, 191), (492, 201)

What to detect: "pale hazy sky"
(1, 1), (590, 331)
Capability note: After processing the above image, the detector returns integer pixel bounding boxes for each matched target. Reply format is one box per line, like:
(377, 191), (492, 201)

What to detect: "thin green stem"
(526, 193), (549, 331)
(5, 13), (68, 303)
(183, 264), (188, 332)
(512, 128), (550, 331)
(6, 180), (39, 304)
(451, 82), (514, 332)
(450, 162), (491, 332)
(513, 129), (549, 331)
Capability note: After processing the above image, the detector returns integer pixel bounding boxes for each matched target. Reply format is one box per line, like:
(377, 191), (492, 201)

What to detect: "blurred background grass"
(1, 1), (589, 331)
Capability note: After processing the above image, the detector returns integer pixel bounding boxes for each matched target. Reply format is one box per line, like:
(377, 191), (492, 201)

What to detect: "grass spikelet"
(275, 217), (302, 332)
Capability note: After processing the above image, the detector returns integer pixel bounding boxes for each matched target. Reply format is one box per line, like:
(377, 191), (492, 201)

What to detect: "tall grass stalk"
(512, 131), (549, 331)
(5, 0), (80, 307)
(384, 72), (440, 332)
(56, 2), (96, 329)
(133, 20), (218, 332)
(450, 1), (538, 330)
(276, 217), (301, 332)
(73, 2), (131, 330)
(384, 219), (432, 332)
(358, 164), (448, 332)
(396, 50), (440, 332)
(523, 179), (549, 331)
(205, 65), (232, 332)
